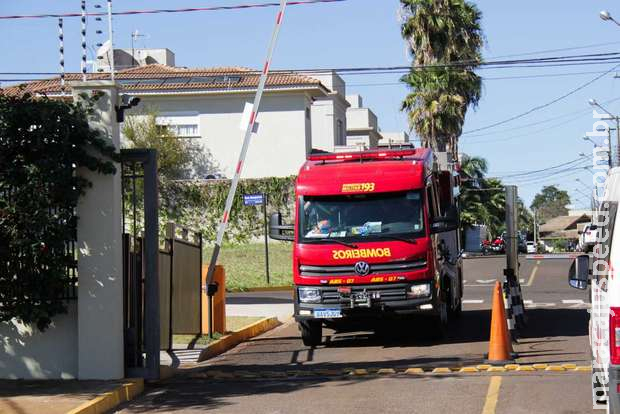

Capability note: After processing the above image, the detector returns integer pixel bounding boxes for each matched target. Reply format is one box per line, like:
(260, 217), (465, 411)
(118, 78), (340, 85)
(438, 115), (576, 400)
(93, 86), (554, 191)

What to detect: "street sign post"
(243, 193), (270, 284)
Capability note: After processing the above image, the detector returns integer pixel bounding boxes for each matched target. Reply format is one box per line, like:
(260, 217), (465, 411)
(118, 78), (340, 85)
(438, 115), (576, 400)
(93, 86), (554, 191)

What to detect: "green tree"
(400, 0), (483, 155)
(122, 111), (218, 180)
(459, 155), (533, 239)
(530, 185), (571, 223)
(0, 93), (116, 331)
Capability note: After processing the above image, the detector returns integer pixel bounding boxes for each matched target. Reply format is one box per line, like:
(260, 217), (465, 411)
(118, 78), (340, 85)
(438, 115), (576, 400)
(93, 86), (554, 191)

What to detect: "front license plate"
(314, 309), (342, 319)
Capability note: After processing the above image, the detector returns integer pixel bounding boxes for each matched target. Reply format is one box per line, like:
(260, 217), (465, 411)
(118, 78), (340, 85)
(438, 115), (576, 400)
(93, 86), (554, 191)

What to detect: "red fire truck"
(269, 148), (463, 346)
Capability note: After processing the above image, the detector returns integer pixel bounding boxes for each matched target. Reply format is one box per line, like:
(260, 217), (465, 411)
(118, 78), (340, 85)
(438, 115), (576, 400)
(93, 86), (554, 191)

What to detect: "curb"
(227, 286), (293, 293)
(65, 378), (144, 414)
(198, 317), (281, 362)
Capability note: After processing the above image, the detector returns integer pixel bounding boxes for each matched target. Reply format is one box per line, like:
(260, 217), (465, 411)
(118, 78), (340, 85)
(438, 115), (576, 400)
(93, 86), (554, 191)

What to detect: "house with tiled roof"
(3, 61), (347, 178)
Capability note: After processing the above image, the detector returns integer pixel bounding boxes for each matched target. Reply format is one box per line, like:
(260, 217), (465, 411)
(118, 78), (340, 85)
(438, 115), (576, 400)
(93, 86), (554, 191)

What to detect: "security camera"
(115, 95), (141, 122)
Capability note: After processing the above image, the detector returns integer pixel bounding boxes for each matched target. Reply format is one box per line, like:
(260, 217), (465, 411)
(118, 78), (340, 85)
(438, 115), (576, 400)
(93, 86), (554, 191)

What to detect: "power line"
(461, 63), (620, 135)
(493, 157), (587, 179)
(0, 0), (347, 20)
(486, 41), (620, 60)
(3, 51), (620, 77)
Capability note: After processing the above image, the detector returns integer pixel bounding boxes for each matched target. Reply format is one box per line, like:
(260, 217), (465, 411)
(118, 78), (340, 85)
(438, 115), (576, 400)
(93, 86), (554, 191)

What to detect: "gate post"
(71, 81), (124, 379)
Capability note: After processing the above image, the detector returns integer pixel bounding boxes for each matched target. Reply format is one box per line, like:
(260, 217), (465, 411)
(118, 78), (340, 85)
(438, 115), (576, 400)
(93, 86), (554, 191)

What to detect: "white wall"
(0, 303), (78, 379)
(131, 92), (313, 178)
(73, 81), (125, 380)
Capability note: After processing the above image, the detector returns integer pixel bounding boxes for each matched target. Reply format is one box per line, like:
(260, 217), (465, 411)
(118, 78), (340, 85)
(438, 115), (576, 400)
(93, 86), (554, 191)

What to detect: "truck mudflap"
(294, 282), (437, 321)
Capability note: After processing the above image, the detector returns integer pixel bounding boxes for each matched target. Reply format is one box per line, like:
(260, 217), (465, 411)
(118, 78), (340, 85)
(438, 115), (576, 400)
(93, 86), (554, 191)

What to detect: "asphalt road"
(116, 256), (594, 414)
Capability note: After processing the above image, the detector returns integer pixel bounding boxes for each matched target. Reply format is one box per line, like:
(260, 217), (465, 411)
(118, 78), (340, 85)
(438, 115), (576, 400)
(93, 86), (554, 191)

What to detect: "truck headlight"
(298, 287), (321, 303)
(408, 283), (431, 298)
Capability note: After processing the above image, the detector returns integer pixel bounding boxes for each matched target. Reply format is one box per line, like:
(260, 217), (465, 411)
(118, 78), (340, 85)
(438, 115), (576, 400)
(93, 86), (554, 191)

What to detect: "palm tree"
(400, 0), (483, 156)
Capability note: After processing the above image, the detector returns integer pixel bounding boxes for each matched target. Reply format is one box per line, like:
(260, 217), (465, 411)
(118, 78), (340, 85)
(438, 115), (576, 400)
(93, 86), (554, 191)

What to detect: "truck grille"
(321, 284), (409, 304)
(299, 259), (426, 277)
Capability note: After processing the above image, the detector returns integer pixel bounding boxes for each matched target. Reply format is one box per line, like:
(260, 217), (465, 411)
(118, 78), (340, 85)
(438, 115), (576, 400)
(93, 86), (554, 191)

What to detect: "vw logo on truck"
(354, 261), (370, 276)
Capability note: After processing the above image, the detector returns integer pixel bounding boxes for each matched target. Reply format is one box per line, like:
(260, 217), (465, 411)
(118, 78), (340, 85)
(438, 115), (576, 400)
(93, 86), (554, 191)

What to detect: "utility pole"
(533, 209), (538, 246)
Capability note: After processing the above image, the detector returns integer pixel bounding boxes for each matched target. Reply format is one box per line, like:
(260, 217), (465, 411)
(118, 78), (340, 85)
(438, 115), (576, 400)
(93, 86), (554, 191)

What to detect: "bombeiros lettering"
(332, 248), (391, 260)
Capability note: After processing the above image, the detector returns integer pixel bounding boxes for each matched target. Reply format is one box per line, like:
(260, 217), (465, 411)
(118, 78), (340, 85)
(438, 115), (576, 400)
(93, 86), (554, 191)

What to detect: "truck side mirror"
(269, 212), (294, 242)
(568, 254), (589, 290)
(430, 216), (458, 234)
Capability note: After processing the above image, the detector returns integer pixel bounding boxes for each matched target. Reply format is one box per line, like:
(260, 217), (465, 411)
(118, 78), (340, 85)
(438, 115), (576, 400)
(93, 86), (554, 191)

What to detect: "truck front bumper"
(294, 282), (437, 321)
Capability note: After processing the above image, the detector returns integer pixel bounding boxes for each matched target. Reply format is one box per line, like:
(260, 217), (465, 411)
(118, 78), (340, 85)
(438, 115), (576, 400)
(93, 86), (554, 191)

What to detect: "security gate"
(159, 223), (203, 351)
(121, 149), (159, 380)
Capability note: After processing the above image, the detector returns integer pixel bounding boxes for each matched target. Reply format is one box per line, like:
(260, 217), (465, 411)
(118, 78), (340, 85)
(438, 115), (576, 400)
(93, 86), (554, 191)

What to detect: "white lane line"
(562, 299), (585, 304)
(463, 299), (484, 304)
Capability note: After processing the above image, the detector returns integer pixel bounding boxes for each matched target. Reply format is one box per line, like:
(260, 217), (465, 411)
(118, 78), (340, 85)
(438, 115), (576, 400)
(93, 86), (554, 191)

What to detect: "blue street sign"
(243, 193), (264, 206)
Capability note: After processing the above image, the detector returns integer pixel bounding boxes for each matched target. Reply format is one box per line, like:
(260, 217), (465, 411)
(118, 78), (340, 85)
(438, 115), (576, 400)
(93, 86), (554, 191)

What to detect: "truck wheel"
(428, 302), (448, 339)
(449, 275), (463, 319)
(299, 320), (322, 347)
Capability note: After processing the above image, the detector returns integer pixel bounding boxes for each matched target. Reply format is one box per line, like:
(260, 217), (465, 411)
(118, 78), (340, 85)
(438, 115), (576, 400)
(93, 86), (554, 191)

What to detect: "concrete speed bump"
(532, 364), (548, 370)
(516, 365), (536, 372)
(66, 379), (144, 414)
(562, 364), (577, 370)
(459, 367), (479, 373)
(351, 369), (369, 376)
(476, 364), (492, 371)
(432, 367), (452, 374)
(487, 366), (506, 372)
(504, 364), (519, 371)
(405, 368), (425, 375)
(545, 365), (566, 372)
(377, 368), (396, 375)
(575, 366), (592, 372)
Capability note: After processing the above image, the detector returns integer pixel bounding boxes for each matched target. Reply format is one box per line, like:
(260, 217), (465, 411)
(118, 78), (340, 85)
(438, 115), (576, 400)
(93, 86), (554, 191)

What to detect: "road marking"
(562, 299), (585, 304)
(525, 261), (540, 286)
(463, 299), (484, 304)
(190, 365), (592, 380)
(482, 376), (502, 414)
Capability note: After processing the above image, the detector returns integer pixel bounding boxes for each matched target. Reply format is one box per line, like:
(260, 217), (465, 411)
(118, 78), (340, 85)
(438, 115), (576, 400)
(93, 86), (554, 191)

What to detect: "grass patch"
(205, 242), (293, 291)
(173, 316), (264, 346)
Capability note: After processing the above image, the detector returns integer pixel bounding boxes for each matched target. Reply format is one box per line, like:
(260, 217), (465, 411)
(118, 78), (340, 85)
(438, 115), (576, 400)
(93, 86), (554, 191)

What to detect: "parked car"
(526, 241), (536, 254)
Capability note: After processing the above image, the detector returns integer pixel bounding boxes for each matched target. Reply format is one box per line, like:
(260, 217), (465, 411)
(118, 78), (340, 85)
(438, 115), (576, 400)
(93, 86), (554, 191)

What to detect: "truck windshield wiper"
(304, 238), (358, 249)
(368, 235), (417, 244)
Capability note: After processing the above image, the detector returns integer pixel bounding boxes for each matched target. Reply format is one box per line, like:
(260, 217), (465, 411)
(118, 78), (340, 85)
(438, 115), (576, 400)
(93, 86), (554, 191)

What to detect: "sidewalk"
(0, 379), (128, 414)
(226, 290), (293, 322)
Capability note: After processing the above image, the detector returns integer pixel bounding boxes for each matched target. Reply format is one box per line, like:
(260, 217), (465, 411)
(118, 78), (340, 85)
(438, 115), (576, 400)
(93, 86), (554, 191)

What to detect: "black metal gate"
(121, 149), (159, 380)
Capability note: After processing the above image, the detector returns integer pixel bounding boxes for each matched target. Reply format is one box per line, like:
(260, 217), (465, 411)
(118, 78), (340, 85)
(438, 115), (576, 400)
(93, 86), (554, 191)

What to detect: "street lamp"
(588, 99), (620, 167)
(600, 10), (620, 26)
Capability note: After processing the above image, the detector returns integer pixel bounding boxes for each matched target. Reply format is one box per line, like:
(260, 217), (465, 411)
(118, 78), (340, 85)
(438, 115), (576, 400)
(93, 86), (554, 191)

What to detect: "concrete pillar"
(71, 81), (124, 379)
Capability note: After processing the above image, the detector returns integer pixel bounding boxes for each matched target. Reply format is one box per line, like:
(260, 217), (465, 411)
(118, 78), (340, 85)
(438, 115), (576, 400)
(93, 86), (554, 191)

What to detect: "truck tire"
(428, 301), (448, 339)
(449, 273), (463, 319)
(299, 320), (322, 347)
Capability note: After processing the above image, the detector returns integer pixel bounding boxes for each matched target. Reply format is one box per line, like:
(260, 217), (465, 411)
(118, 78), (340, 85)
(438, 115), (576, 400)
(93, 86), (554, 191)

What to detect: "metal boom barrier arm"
(204, 0), (288, 337)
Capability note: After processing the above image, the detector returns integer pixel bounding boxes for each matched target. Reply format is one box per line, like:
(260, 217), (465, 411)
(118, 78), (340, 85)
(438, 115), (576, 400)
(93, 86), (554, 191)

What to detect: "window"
(156, 113), (200, 138)
(168, 124), (199, 138)
(299, 191), (425, 242)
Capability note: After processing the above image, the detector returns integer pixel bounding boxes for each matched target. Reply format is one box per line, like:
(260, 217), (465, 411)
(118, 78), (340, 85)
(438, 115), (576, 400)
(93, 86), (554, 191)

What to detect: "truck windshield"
(300, 191), (425, 242)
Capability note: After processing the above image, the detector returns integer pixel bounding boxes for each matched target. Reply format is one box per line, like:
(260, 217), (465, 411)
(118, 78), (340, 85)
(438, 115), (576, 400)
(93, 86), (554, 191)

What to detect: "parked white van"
(569, 168), (620, 412)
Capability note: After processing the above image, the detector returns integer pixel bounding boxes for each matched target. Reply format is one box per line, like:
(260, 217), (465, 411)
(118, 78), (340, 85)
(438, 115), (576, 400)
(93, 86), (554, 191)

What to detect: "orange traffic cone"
(484, 281), (515, 364)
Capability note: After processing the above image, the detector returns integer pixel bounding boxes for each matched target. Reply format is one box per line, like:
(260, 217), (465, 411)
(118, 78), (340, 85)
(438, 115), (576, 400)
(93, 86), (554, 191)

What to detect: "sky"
(2, 0), (620, 208)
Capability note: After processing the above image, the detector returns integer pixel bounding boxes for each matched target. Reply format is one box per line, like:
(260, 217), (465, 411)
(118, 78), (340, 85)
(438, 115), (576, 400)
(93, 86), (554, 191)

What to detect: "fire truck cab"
(270, 148), (463, 346)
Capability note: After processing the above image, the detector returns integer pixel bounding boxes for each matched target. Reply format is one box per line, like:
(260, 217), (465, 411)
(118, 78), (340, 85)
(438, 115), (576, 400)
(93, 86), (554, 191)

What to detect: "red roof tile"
(2, 64), (325, 96)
